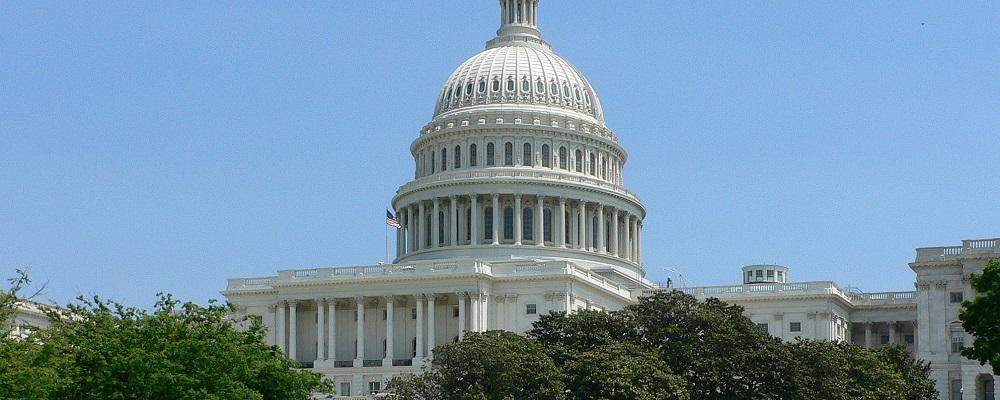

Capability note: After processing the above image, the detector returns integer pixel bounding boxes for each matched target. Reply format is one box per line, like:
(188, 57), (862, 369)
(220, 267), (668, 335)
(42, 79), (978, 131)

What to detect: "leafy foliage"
(0, 272), (331, 400)
(960, 258), (1000, 375)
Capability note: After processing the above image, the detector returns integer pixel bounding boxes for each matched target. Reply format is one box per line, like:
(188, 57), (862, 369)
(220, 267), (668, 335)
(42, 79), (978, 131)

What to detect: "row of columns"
(272, 292), (490, 366)
(394, 194), (642, 264)
(861, 320), (916, 349)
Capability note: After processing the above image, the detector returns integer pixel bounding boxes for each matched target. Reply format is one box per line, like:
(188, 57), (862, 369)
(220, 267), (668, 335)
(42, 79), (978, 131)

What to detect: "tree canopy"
(961, 258), (1000, 375)
(0, 271), (331, 400)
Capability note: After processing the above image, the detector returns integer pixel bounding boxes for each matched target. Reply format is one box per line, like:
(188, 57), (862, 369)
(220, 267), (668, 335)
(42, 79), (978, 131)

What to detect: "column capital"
(354, 295), (364, 303)
(315, 298), (326, 305)
(449, 194), (457, 201)
(424, 292), (437, 300)
(597, 203), (605, 211)
(514, 193), (522, 200)
(455, 291), (468, 299)
(558, 196), (566, 204)
(287, 299), (298, 307)
(384, 294), (395, 303)
(491, 193), (499, 199)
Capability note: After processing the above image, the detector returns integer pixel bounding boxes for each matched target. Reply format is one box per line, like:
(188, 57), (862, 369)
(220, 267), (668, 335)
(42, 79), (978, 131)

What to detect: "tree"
(0, 271), (331, 400)
(961, 258), (1000, 375)
(387, 331), (565, 400)
(783, 340), (916, 400)
(876, 344), (938, 400)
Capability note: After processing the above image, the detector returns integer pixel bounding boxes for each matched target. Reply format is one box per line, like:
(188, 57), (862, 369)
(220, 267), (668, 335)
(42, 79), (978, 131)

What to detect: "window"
(453, 85), (461, 100)
(340, 382), (351, 397)
(589, 153), (596, 175)
(465, 83), (472, 95)
(905, 334), (915, 345)
(523, 208), (533, 241)
(411, 308), (417, 319)
(487, 143), (495, 166)
(441, 148), (447, 171)
(951, 332), (964, 353)
(382, 309), (387, 320)
(412, 338), (417, 357)
(777, 270), (784, 282)
(950, 292), (963, 303)
(478, 80), (486, 93)
(453, 306), (460, 318)
(431, 151), (436, 173)
(881, 335), (890, 345)
(506, 78), (515, 92)
(550, 81), (559, 96)
(454, 145), (461, 169)
(574, 149), (583, 172)
(543, 209), (552, 242)
(558, 146), (567, 169)
(485, 207), (494, 240)
(601, 155), (607, 178)
(492, 78), (500, 92)
(521, 79), (530, 92)
(504, 142), (514, 166)
(425, 213), (432, 247)
(536, 79), (544, 93)
(757, 323), (769, 333)
(438, 211), (445, 245)
(523, 143), (533, 166)
(469, 144), (478, 167)
(466, 208), (472, 241)
(368, 381), (382, 395)
(541, 144), (551, 167)
(789, 322), (801, 332)
(950, 380), (962, 400)
(756, 270), (764, 280)
(503, 207), (514, 240)
(563, 84), (570, 98)
(526, 304), (537, 315)
(767, 270), (775, 281)
(746, 271), (753, 283)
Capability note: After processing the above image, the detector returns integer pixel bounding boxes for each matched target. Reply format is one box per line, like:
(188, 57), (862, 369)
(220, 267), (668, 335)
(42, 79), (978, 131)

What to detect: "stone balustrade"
(914, 238), (1000, 262)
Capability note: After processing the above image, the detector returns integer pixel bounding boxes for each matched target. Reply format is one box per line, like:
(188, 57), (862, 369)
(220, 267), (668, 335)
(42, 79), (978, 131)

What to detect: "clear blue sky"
(2, 1), (998, 307)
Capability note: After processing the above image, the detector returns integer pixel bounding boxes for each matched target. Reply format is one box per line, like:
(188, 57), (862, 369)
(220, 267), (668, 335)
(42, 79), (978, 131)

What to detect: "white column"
(414, 294), (425, 360)
(427, 294), (436, 358)
(623, 215), (632, 260)
(491, 194), (500, 245)
(432, 198), (440, 248)
(597, 204), (606, 253)
(611, 209), (619, 256)
(276, 301), (286, 356)
(470, 195), (479, 246)
(557, 197), (567, 248)
(470, 292), (481, 332)
(578, 201), (587, 250)
(536, 195), (545, 246)
(481, 294), (489, 331)
(508, 294), (518, 332)
(327, 300), (336, 362)
(407, 206), (415, 254)
(637, 221), (643, 265)
(288, 300), (298, 362)
(316, 298), (326, 363)
(888, 321), (896, 344)
(395, 210), (404, 258)
(383, 296), (394, 366)
(457, 292), (467, 340)
(450, 196), (459, 246)
(514, 194), (523, 245)
(354, 297), (364, 367)
(417, 202), (426, 250)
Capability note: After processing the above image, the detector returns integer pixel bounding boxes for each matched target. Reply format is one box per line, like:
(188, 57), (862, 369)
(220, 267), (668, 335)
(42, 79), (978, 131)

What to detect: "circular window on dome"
(492, 77), (500, 92)
(506, 78), (515, 92)
(521, 78), (530, 93)
(478, 80), (486, 93)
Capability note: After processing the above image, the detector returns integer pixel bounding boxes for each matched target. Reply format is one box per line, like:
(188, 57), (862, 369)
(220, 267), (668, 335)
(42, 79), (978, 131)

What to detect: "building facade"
(222, 2), (997, 399)
(5, 300), (53, 339)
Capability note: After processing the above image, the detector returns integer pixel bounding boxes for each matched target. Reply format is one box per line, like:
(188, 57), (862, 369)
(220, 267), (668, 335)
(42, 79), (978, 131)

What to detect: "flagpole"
(384, 223), (389, 265)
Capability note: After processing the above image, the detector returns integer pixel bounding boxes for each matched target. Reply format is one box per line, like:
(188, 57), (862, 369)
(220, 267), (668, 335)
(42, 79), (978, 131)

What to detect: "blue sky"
(2, 1), (998, 307)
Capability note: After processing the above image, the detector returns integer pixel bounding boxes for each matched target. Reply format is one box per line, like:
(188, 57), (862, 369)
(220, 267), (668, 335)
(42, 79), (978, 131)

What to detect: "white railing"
(850, 291), (916, 305)
(637, 282), (917, 306)
(914, 238), (1000, 262)
(396, 168), (642, 202)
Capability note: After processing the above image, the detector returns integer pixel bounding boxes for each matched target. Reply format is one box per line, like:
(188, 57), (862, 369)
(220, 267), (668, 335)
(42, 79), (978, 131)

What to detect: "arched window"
(589, 153), (596, 175)
(602, 155), (607, 179)
(491, 78), (500, 92)
(541, 144), (551, 168)
(564, 211), (571, 244)
(431, 151), (436, 174)
(484, 206), (494, 240)
(521, 79), (530, 92)
(504, 142), (514, 166)
(438, 211), (446, 245)
(441, 148), (448, 172)
(605, 220), (611, 249)
(563, 84), (571, 98)
(478, 80), (486, 93)
(425, 213), (432, 247)
(550, 81), (559, 96)
(469, 144), (478, 167)
(465, 83), (473, 95)
(574, 149), (583, 172)
(523, 143), (533, 167)
(559, 146), (568, 169)
(543, 209), (552, 242)
(575, 87), (582, 101)
(506, 78), (515, 92)
(487, 143), (496, 166)
(592, 216), (599, 248)
(522, 207), (533, 241)
(454, 145), (462, 169)
(503, 207), (514, 240)
(454, 85), (462, 100)
(536, 79), (545, 93)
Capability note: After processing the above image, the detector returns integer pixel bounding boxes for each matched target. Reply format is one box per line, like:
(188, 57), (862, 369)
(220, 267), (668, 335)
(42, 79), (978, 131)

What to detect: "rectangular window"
(453, 306), (460, 318)
(789, 322), (801, 332)
(950, 292), (963, 303)
(368, 381), (382, 395)
(777, 271), (784, 281)
(354, 311), (358, 321)
(767, 270), (775, 280)
(950, 380), (961, 400)
(340, 382), (351, 397)
(526, 304), (537, 315)
(905, 334), (915, 345)
(757, 323), (769, 333)
(411, 308), (417, 319)
(881, 335), (890, 345)
(382, 309), (387, 320)
(756, 270), (763, 279)
(746, 271), (753, 282)
(951, 332), (964, 353)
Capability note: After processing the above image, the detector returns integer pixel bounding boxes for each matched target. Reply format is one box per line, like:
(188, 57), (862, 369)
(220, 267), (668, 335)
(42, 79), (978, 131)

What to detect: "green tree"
(876, 344), (938, 400)
(960, 258), (1000, 375)
(387, 331), (565, 400)
(783, 340), (922, 400)
(0, 270), (69, 399)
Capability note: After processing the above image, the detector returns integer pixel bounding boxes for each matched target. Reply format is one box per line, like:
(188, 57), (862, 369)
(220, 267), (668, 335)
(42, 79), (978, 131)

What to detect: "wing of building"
(6, 300), (55, 339)
(221, 2), (998, 399)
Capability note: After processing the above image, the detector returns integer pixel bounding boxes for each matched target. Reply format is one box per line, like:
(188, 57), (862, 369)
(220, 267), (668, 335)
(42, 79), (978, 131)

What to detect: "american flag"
(386, 209), (402, 228)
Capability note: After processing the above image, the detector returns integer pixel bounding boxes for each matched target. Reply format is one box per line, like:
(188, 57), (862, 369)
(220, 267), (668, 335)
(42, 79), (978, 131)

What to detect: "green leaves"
(960, 258), (1000, 375)
(0, 276), (331, 400)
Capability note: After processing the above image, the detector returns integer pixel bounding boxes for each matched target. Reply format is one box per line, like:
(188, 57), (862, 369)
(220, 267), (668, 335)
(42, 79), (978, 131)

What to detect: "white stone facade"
(222, 1), (997, 399)
(5, 300), (53, 339)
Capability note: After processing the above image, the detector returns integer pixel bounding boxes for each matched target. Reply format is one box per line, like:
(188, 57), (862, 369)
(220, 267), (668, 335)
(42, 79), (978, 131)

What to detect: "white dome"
(432, 42), (605, 124)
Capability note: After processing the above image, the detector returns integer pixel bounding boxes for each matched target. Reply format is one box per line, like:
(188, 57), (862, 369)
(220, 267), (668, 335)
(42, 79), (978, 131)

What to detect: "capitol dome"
(433, 45), (606, 124)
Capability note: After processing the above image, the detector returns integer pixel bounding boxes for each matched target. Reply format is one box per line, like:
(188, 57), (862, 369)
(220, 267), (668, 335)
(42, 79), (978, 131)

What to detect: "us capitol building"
(222, 2), (998, 399)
